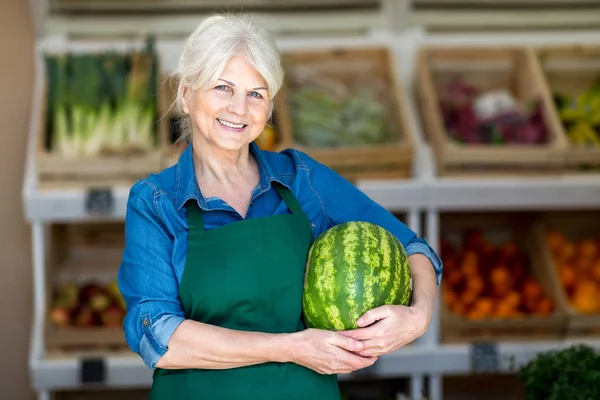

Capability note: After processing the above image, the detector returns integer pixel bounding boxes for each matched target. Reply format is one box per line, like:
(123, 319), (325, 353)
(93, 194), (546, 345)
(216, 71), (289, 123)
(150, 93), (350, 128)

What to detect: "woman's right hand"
(286, 328), (377, 375)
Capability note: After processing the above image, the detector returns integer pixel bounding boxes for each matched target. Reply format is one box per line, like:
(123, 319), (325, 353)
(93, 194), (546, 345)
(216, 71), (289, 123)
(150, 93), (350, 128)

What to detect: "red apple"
(102, 304), (125, 328)
(50, 306), (70, 327)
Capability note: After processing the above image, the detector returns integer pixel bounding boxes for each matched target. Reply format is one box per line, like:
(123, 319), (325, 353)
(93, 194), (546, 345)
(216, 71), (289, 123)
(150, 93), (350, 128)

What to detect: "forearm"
(408, 253), (437, 320)
(155, 319), (292, 370)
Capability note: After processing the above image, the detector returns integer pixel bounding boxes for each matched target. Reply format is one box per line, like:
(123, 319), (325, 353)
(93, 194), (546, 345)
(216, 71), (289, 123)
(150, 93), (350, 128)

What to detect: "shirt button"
(143, 319), (150, 327)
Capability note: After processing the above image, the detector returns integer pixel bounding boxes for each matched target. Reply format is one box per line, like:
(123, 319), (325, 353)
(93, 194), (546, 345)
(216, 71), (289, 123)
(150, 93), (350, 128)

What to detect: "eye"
(215, 85), (229, 91)
(249, 91), (263, 99)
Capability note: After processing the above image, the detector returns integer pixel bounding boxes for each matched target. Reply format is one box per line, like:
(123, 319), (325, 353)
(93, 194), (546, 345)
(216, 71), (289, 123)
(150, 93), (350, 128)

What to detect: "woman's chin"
(212, 136), (251, 152)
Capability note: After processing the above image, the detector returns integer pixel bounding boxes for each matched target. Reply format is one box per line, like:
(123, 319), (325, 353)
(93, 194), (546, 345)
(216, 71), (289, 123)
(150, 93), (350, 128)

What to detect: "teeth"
(218, 119), (244, 129)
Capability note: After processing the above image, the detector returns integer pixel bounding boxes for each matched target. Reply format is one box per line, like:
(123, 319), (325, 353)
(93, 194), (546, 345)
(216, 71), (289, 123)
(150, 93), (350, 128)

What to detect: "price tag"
(80, 357), (105, 383)
(85, 188), (114, 215)
(471, 342), (500, 373)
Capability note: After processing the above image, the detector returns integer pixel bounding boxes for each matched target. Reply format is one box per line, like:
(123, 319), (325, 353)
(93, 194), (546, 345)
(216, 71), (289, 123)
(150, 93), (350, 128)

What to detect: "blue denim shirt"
(118, 142), (443, 369)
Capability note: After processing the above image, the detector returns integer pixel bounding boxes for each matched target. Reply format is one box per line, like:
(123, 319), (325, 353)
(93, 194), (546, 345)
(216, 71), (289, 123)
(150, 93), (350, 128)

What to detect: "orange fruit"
(495, 299), (517, 318)
(558, 264), (577, 290)
(574, 256), (593, 272)
(558, 241), (576, 263)
(461, 289), (479, 308)
(545, 230), (566, 255)
(523, 279), (544, 301)
(578, 239), (598, 260)
(572, 283), (599, 314)
(536, 298), (555, 315)
(491, 266), (512, 290)
(466, 277), (485, 296)
(505, 291), (521, 307)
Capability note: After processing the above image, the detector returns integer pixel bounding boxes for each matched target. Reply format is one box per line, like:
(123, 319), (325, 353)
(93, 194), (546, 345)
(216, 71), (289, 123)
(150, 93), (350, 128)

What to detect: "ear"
(181, 85), (190, 114)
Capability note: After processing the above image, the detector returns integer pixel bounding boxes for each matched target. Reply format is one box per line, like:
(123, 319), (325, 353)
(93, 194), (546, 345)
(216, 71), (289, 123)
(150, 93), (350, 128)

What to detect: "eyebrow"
(218, 78), (268, 91)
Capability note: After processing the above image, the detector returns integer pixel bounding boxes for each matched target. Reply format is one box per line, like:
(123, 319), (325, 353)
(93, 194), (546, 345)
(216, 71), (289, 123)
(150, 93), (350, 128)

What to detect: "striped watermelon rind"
(302, 221), (412, 331)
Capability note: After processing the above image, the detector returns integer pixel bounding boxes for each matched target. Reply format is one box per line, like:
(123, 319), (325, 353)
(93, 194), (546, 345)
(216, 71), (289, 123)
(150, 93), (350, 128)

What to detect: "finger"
(330, 332), (365, 352)
(356, 339), (386, 357)
(357, 305), (394, 327)
(342, 351), (378, 370)
(337, 324), (380, 341)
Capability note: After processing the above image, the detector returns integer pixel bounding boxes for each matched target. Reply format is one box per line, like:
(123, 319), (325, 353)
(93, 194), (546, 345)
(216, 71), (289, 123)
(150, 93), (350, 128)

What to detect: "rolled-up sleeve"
(118, 181), (186, 368)
(296, 150), (443, 285)
(405, 239), (443, 285)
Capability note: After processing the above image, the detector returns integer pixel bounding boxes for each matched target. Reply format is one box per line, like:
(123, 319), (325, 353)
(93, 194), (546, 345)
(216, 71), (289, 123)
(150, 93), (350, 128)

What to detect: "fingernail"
(355, 342), (363, 349)
(357, 318), (364, 325)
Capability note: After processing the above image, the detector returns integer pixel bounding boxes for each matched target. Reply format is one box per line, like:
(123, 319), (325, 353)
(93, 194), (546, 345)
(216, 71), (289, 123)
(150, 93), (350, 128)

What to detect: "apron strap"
(273, 183), (303, 215)
(186, 200), (205, 232)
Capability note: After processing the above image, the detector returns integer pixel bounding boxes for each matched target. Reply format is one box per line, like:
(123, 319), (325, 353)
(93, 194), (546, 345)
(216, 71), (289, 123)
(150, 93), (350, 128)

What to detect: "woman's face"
(182, 55), (271, 152)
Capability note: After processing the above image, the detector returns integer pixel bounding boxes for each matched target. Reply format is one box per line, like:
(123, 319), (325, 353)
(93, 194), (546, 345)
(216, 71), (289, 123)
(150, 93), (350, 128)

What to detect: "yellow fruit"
(255, 125), (277, 151)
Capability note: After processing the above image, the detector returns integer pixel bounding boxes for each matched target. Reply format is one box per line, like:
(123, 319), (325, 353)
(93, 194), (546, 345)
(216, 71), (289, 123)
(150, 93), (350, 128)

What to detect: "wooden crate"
(416, 46), (568, 177)
(273, 47), (415, 181)
(535, 45), (600, 171)
(440, 213), (567, 343)
(36, 54), (170, 188)
(45, 223), (128, 351)
(531, 211), (600, 338)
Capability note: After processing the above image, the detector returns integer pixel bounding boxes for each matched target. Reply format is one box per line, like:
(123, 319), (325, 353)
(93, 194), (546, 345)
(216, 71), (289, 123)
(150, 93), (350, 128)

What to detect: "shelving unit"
(22, 1), (600, 400)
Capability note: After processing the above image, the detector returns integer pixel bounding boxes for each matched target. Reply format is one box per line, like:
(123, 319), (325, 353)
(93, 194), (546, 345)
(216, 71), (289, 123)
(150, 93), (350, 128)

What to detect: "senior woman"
(119, 13), (442, 400)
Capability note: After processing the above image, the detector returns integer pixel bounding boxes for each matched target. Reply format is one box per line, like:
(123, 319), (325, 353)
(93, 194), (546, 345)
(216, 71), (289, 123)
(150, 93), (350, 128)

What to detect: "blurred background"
(3, 1), (600, 399)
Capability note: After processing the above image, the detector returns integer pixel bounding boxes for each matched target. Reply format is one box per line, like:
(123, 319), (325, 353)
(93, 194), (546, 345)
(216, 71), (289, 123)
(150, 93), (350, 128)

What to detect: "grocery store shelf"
(30, 338), (600, 391)
(23, 167), (600, 221)
(22, 181), (426, 222)
(31, 354), (151, 391)
(24, 185), (133, 222)
(427, 174), (600, 212)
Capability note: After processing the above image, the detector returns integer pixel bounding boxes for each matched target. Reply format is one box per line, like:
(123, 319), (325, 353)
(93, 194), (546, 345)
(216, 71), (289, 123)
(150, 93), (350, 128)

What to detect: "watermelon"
(302, 221), (412, 331)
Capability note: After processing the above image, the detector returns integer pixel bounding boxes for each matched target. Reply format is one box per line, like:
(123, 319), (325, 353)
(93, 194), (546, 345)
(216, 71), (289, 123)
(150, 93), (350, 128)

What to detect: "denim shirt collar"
(174, 141), (285, 211)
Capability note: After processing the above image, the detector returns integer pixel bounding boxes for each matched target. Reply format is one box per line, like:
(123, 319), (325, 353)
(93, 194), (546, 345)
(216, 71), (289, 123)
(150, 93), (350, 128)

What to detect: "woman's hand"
(337, 253), (438, 357)
(286, 329), (378, 375)
(337, 303), (431, 357)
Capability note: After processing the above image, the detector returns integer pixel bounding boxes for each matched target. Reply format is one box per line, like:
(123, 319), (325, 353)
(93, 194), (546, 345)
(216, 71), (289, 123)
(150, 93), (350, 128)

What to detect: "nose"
(226, 91), (248, 116)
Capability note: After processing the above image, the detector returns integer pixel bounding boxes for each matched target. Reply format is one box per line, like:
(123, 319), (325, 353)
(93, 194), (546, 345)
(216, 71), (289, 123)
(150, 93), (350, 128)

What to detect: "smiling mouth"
(217, 119), (246, 129)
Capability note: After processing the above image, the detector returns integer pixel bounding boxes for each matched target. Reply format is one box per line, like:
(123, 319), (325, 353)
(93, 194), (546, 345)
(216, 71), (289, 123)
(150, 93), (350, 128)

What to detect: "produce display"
(545, 229), (600, 313)
(439, 77), (548, 145)
(302, 221), (412, 331)
(43, 38), (160, 158)
(254, 124), (277, 151)
(49, 280), (126, 328)
(288, 78), (395, 148)
(518, 344), (600, 399)
(441, 229), (555, 319)
(553, 79), (600, 146)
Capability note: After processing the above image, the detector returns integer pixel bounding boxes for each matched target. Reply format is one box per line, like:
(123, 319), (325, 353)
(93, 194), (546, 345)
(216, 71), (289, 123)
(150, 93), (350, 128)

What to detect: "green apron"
(150, 183), (340, 399)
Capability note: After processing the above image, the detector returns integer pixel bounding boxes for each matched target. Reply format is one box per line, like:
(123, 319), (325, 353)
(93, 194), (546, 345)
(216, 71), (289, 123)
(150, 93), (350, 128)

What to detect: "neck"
(192, 139), (254, 187)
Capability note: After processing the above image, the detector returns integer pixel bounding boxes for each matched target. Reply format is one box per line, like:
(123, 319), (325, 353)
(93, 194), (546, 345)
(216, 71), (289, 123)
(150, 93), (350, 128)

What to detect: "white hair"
(171, 13), (284, 144)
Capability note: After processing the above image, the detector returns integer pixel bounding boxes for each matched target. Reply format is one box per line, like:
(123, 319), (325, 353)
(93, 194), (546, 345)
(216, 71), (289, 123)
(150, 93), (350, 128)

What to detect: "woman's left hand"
(337, 303), (432, 357)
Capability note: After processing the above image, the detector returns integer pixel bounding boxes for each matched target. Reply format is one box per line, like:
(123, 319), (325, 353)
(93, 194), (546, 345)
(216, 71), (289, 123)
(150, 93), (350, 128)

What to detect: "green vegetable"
(288, 85), (393, 148)
(44, 37), (159, 158)
(517, 344), (600, 400)
(302, 221), (412, 331)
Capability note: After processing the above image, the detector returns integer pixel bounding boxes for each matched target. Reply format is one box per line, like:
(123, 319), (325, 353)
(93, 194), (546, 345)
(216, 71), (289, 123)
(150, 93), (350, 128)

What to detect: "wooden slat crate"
(36, 52), (170, 189)
(45, 223), (128, 351)
(535, 45), (600, 171)
(531, 211), (600, 338)
(439, 213), (567, 343)
(416, 46), (568, 177)
(273, 47), (415, 181)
